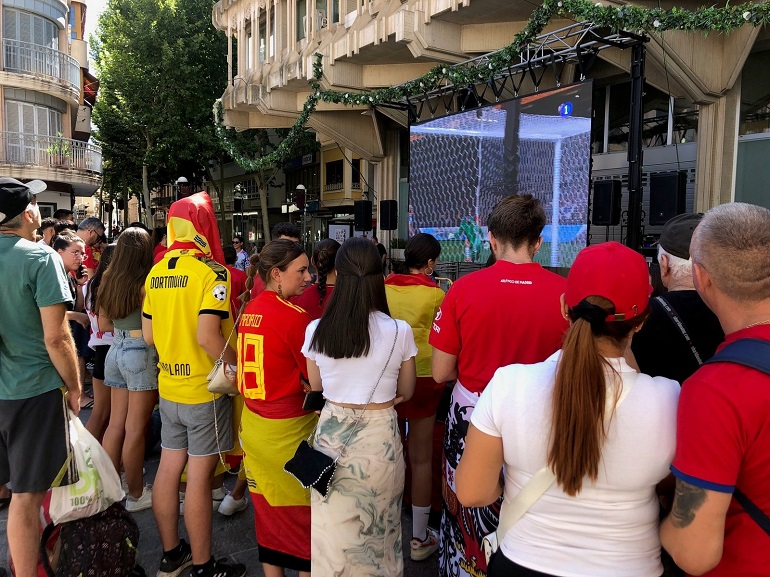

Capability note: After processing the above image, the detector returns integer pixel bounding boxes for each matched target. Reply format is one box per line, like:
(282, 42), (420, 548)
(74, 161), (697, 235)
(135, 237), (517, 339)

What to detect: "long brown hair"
(548, 296), (648, 496)
(97, 227), (154, 320)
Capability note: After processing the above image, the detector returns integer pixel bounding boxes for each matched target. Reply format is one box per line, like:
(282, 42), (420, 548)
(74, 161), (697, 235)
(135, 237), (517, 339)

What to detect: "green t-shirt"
(0, 234), (74, 400)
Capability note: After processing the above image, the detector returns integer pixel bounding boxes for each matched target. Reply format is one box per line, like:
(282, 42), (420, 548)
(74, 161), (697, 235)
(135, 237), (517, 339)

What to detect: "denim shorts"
(104, 330), (159, 392)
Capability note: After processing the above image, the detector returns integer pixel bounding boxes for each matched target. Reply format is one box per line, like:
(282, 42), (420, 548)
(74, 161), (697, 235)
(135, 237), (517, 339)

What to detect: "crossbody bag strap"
(495, 369), (637, 542)
(704, 338), (770, 535)
(215, 300), (248, 363)
(654, 295), (703, 366)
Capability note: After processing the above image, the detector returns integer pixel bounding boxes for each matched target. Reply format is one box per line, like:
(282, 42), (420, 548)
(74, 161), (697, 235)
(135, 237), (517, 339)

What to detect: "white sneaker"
(218, 493), (249, 516)
(125, 485), (153, 513)
(212, 486), (227, 511)
(179, 488), (228, 515)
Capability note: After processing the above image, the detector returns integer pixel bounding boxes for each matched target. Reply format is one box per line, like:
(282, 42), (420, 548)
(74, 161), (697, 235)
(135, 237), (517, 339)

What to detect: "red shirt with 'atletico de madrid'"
(428, 260), (568, 394)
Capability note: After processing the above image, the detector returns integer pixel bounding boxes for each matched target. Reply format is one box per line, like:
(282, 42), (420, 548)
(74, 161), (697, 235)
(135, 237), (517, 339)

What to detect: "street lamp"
(175, 176), (189, 202)
(296, 184), (307, 248)
(233, 184), (244, 238)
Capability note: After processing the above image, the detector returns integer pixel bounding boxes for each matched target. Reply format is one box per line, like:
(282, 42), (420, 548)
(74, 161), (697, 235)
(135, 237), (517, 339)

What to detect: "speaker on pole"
(379, 200), (398, 230)
(591, 180), (622, 226)
(354, 200), (373, 231)
(649, 171), (687, 226)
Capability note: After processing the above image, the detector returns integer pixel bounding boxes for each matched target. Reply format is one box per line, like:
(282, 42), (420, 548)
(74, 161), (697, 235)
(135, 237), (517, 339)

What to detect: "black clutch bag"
(283, 439), (337, 497)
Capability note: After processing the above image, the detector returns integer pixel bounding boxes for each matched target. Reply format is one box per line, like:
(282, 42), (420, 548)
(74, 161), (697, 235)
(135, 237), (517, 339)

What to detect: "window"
(69, 7), (77, 39)
(259, 19), (267, 62)
(297, 0), (307, 41)
(325, 160), (344, 191)
(603, 82), (698, 151)
(4, 100), (63, 164)
(3, 8), (59, 49)
(246, 25), (253, 70)
(352, 158), (361, 190)
(269, 12), (275, 58)
(739, 49), (770, 135)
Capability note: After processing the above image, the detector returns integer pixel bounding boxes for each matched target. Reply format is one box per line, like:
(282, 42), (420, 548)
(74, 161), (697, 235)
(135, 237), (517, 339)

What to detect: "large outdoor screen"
(409, 82), (593, 267)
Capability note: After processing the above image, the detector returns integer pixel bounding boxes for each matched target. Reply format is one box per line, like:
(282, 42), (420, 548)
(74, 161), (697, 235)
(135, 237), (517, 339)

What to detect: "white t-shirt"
(82, 284), (113, 348)
(471, 351), (679, 577)
(302, 311), (418, 405)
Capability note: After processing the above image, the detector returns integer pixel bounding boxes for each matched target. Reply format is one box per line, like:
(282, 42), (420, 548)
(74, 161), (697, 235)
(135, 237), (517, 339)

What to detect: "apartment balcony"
(1, 39), (80, 102)
(0, 131), (102, 195)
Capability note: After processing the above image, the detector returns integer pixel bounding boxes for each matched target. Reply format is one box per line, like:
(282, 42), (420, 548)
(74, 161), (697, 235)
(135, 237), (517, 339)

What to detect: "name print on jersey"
(150, 275), (189, 289)
(240, 314), (263, 328)
(159, 362), (192, 376)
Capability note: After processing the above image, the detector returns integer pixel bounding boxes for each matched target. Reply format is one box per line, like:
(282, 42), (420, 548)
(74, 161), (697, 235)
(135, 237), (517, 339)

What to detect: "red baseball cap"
(565, 241), (651, 321)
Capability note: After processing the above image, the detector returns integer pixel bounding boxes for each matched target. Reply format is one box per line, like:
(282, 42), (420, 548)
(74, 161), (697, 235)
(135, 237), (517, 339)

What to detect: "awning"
(83, 70), (100, 106)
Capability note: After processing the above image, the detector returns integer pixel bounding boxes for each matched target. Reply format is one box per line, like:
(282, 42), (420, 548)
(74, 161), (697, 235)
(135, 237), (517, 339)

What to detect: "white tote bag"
(48, 413), (125, 524)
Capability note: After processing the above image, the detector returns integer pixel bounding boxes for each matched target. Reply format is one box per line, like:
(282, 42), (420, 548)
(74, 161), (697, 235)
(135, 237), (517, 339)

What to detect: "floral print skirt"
(311, 403), (405, 577)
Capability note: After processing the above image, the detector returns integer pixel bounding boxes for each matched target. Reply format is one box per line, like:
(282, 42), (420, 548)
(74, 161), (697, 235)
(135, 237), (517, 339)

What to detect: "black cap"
(659, 213), (703, 260)
(0, 178), (47, 225)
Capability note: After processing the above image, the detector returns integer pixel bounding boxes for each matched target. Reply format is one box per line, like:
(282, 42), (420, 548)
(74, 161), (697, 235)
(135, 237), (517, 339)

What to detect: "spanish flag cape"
(165, 191), (225, 265)
(384, 273), (445, 377)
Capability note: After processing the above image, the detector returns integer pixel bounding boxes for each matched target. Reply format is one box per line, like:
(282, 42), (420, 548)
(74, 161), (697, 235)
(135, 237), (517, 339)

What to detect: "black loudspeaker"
(649, 171), (687, 226)
(116, 198), (125, 211)
(592, 180), (622, 226)
(354, 200), (373, 231)
(379, 200), (398, 230)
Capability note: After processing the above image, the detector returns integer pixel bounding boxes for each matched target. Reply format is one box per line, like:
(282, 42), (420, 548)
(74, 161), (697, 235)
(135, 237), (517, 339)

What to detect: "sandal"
(81, 399), (94, 410)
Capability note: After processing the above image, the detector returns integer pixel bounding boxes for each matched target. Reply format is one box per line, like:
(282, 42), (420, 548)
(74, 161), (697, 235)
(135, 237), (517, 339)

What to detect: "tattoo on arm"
(669, 479), (708, 528)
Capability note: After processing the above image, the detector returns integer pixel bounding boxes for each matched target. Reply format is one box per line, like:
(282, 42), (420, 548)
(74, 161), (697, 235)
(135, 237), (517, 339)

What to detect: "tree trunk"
(205, 163), (226, 234)
(257, 170), (271, 246)
(141, 164), (152, 228)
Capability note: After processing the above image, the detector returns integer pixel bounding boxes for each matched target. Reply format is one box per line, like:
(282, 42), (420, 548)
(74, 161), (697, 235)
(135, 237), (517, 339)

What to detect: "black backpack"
(40, 503), (141, 577)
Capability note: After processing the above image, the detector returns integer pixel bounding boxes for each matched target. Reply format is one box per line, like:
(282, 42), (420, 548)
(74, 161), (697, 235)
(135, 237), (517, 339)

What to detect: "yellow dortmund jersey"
(143, 253), (233, 404)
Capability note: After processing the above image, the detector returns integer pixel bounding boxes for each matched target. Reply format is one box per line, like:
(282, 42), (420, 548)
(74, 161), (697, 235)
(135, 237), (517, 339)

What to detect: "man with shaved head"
(661, 202), (770, 577)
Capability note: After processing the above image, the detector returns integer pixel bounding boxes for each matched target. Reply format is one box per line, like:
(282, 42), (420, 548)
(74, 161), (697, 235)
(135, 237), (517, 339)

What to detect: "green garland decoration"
(215, 0), (770, 171)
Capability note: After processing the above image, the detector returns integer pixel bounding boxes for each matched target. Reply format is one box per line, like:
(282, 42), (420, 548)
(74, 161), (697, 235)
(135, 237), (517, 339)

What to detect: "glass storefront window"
(603, 81), (698, 151)
(739, 49), (770, 135)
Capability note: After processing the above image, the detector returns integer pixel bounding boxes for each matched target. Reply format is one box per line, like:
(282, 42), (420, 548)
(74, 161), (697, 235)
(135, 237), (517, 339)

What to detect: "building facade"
(1, 0), (102, 216)
(212, 0), (769, 247)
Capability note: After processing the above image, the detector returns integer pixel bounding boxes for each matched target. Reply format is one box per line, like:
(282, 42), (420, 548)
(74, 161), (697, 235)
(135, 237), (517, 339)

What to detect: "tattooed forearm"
(669, 479), (708, 528)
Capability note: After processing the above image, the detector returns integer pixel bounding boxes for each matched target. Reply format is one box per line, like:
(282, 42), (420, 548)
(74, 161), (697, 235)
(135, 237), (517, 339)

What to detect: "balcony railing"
(2, 39), (80, 89)
(0, 132), (102, 174)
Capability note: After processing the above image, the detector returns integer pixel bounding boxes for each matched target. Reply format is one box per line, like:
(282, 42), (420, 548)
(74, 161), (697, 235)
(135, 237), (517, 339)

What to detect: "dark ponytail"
(404, 233), (441, 271)
(548, 296), (648, 496)
(313, 238), (340, 306)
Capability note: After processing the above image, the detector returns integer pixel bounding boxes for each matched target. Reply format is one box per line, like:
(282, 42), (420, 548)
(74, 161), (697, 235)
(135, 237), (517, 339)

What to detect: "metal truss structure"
(380, 21), (649, 252)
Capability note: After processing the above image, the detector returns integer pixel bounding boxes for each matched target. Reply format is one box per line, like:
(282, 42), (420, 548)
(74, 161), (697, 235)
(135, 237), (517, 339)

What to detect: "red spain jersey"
(672, 325), (770, 577)
(291, 284), (334, 321)
(237, 290), (312, 419)
(429, 260), (567, 393)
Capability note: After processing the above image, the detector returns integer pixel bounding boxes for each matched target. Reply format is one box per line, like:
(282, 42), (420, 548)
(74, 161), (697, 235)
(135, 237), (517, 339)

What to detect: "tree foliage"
(224, 127), (318, 241)
(92, 0), (227, 220)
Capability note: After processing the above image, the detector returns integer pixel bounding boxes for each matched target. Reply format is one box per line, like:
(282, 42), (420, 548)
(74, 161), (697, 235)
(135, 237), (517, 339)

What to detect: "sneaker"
(191, 558), (246, 577)
(218, 493), (249, 516)
(410, 527), (439, 561)
(125, 485), (153, 513)
(211, 487), (227, 511)
(157, 539), (193, 577)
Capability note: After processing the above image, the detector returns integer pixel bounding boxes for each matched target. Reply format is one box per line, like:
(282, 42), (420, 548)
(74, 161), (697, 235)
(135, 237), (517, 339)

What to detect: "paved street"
(0, 407), (439, 577)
